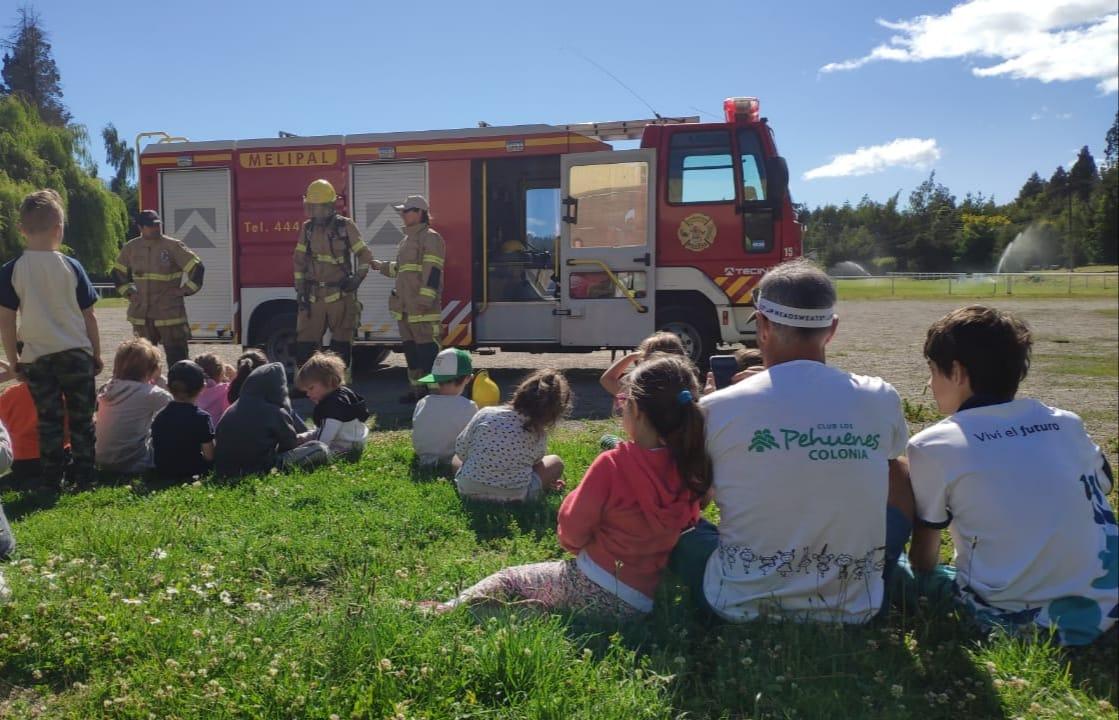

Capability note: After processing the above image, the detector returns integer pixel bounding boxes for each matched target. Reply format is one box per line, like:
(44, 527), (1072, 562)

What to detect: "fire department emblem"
(159, 249), (172, 266)
(678, 213), (716, 252)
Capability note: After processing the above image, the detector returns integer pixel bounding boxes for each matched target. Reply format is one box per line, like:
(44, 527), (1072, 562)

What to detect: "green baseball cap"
(419, 348), (473, 383)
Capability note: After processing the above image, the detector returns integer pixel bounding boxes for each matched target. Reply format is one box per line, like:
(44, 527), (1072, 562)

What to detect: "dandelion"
(31, 669), (42, 680)
(150, 548), (168, 560)
(192, 629), (204, 638)
(379, 658), (393, 671)
(268, 667), (279, 677)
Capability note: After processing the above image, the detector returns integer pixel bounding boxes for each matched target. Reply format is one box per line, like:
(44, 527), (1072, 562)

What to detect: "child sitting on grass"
(420, 355), (708, 618)
(294, 352), (370, 462)
(903, 305), (1117, 645)
(226, 349), (267, 404)
(598, 331), (686, 396)
(600, 332), (688, 449)
(95, 338), (170, 475)
(412, 348), (477, 468)
(453, 369), (570, 502)
(0, 356), (69, 489)
(0, 420), (13, 602)
(213, 362), (328, 477)
(152, 360), (215, 480)
(194, 352), (234, 421)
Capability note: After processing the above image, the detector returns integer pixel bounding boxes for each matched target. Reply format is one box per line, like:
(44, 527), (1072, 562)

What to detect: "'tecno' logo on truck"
(239, 149), (338, 169)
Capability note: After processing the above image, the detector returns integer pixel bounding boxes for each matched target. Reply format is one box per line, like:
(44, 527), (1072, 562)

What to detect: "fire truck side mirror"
(766, 156), (790, 210)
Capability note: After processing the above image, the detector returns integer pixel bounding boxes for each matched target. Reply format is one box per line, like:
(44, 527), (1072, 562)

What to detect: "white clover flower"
(150, 548), (169, 560)
(219, 591), (233, 605)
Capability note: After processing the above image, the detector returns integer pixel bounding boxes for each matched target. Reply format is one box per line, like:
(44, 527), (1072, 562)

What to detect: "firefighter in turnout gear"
(292, 179), (373, 370)
(110, 210), (205, 365)
(371, 195), (445, 403)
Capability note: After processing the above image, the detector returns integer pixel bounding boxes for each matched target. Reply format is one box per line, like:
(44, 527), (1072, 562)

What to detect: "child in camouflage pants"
(0, 190), (102, 489)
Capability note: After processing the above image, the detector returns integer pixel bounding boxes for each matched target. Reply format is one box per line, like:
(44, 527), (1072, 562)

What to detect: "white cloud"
(803, 138), (942, 180)
(820, 1), (1119, 94)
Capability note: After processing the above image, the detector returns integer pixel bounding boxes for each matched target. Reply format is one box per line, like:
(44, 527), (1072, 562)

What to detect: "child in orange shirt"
(0, 359), (69, 488)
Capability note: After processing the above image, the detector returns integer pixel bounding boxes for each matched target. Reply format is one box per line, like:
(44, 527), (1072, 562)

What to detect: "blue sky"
(17, 0), (1119, 209)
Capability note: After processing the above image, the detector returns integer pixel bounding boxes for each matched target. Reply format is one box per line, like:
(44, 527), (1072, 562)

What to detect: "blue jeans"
(669, 507), (913, 615)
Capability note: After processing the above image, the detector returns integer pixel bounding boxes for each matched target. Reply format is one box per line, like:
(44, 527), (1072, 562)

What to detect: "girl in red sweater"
(423, 354), (710, 619)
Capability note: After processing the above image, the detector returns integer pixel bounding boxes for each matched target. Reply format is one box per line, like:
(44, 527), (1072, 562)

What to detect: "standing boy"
(0, 190), (101, 489)
(906, 306), (1117, 645)
(412, 348), (477, 468)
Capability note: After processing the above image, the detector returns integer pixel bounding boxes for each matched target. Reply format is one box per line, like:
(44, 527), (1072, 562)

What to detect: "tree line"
(0, 7), (134, 276)
(798, 115), (1119, 273)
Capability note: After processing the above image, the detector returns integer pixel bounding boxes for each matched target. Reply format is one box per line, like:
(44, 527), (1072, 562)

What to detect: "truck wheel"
(657, 305), (717, 369)
(261, 311), (298, 376)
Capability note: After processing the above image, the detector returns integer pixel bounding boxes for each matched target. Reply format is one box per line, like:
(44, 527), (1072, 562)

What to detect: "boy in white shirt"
(905, 305), (1117, 646)
(412, 349), (477, 468)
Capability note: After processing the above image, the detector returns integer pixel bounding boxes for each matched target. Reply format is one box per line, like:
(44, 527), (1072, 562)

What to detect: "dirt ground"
(95, 297), (1118, 453)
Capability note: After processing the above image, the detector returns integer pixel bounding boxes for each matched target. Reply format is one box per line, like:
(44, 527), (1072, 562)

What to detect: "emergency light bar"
(724, 97), (760, 123)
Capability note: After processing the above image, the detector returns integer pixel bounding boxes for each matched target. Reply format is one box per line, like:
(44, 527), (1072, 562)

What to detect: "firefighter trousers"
(297, 295), (359, 344)
(134, 321), (191, 366)
(397, 314), (442, 388)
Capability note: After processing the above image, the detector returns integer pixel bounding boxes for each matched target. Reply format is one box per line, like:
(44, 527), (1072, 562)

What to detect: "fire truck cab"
(137, 97), (800, 369)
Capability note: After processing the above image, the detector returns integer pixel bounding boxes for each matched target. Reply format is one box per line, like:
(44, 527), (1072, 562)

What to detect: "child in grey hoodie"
(213, 362), (328, 477)
(95, 339), (170, 474)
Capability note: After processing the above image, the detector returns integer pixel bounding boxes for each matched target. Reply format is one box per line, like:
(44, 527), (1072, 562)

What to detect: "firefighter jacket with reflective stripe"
(380, 223), (445, 320)
(111, 234), (204, 326)
(292, 216), (372, 302)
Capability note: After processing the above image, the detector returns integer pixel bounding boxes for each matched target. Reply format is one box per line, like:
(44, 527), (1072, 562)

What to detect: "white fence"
(830, 272), (1117, 296)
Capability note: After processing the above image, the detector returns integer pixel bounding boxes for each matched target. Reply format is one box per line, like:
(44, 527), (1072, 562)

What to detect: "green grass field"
(836, 275), (1118, 300)
(1, 420), (1116, 719)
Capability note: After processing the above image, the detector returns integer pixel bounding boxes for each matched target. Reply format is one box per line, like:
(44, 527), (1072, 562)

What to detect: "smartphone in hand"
(709, 355), (739, 390)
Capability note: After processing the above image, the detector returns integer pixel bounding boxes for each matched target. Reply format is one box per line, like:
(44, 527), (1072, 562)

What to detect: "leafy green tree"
(0, 7), (69, 126)
(101, 123), (133, 194)
(1104, 111), (1118, 170)
(0, 96), (126, 273)
(1016, 172), (1046, 204)
(1069, 146), (1098, 204)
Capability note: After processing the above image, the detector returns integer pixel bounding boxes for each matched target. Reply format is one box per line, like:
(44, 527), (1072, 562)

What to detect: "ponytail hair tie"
(677, 389), (693, 405)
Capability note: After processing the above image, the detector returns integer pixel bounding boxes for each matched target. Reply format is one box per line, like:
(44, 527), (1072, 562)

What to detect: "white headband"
(755, 296), (835, 328)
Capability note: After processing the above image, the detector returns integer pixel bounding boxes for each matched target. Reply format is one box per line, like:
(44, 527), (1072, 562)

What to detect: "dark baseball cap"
(137, 210), (162, 227)
(168, 360), (206, 393)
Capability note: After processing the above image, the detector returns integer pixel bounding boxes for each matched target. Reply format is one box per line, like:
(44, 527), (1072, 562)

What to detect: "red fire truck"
(136, 97), (800, 369)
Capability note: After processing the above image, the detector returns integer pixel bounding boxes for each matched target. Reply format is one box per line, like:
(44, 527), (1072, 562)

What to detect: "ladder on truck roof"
(562, 115), (699, 141)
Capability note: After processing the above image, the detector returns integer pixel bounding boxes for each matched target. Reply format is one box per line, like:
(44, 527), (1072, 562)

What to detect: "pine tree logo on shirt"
(749, 429), (780, 452)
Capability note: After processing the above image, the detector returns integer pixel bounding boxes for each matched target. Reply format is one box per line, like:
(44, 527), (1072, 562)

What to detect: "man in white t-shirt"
(670, 259), (914, 624)
(412, 348), (478, 467)
(904, 305), (1116, 646)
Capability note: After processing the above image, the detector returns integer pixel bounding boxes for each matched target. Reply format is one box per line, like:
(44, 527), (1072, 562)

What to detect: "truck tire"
(657, 305), (717, 369)
(261, 311), (298, 377)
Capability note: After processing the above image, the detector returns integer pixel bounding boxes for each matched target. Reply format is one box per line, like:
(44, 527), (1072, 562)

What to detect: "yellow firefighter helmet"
(500, 238), (526, 254)
(471, 369), (501, 408)
(304, 179), (337, 205)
